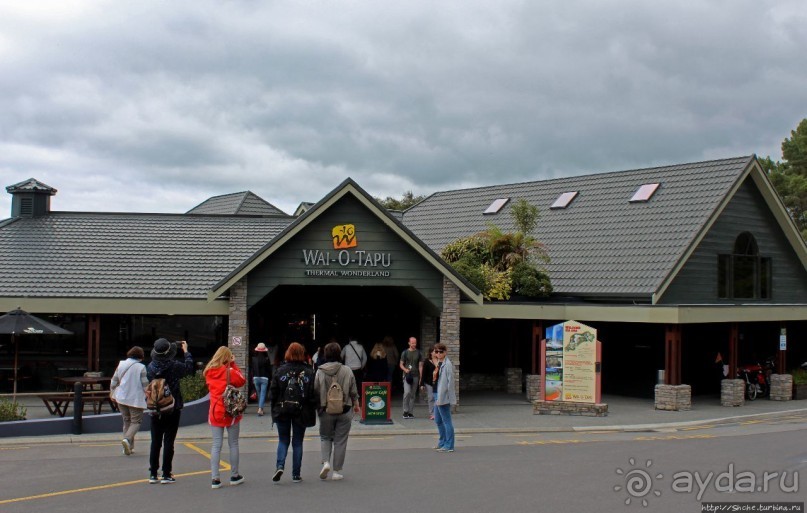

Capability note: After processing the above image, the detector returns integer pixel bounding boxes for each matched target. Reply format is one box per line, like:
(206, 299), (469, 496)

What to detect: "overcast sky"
(1, 1), (806, 216)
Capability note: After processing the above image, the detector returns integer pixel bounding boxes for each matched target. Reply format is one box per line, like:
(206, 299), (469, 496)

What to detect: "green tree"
(782, 119), (807, 174)
(765, 118), (807, 238)
(376, 190), (425, 210)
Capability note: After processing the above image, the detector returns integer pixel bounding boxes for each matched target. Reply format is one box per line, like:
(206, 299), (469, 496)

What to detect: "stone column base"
(654, 384), (691, 411)
(526, 374), (541, 402)
(720, 379), (744, 406)
(505, 368), (522, 394)
(770, 374), (793, 401)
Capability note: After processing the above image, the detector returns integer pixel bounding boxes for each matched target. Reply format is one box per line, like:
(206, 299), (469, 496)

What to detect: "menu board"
(361, 382), (393, 424)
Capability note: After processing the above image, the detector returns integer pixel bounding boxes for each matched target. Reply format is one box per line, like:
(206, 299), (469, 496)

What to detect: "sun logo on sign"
(332, 224), (357, 249)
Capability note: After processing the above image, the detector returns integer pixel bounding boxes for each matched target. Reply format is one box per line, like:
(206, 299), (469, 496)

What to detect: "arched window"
(718, 232), (771, 299)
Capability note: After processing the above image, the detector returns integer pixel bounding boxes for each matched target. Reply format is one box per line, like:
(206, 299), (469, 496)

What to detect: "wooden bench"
(39, 391), (119, 417)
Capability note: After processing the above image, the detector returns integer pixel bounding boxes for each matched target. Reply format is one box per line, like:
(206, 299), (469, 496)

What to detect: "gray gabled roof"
(6, 178), (57, 195)
(0, 213), (292, 299)
(402, 156), (759, 300)
(187, 191), (288, 216)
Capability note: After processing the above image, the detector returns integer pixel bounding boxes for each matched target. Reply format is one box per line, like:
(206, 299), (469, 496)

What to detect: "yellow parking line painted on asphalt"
(184, 442), (230, 471)
(740, 420), (764, 425)
(78, 443), (119, 447)
(0, 446), (30, 451)
(679, 425), (715, 431)
(0, 470), (210, 506)
(517, 439), (602, 446)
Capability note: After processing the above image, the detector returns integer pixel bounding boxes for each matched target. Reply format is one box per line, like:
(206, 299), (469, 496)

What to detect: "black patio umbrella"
(0, 308), (73, 399)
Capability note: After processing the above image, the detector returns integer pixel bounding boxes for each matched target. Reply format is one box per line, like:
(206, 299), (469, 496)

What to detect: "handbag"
(249, 391), (257, 401)
(223, 366), (247, 417)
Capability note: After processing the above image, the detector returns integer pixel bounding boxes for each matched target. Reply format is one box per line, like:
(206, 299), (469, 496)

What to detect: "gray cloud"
(1, 0), (806, 217)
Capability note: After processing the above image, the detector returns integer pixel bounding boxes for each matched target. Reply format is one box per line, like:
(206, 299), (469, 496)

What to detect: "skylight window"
(550, 191), (578, 209)
(630, 183), (660, 203)
(484, 197), (510, 214)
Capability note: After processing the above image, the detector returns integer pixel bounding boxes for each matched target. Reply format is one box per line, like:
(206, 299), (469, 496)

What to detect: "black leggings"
(149, 409), (181, 476)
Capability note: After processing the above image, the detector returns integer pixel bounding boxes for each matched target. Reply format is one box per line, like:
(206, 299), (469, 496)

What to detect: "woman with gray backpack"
(269, 342), (316, 484)
(314, 341), (359, 481)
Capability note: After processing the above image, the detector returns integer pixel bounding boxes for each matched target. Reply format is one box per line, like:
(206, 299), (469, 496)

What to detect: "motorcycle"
(736, 357), (775, 400)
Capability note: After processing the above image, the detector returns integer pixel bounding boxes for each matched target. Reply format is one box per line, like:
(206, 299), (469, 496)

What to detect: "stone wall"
(654, 384), (691, 411)
(526, 374), (542, 402)
(769, 374), (793, 401)
(460, 373), (507, 392)
(228, 277), (249, 388)
(720, 379), (744, 407)
(440, 277), (461, 404)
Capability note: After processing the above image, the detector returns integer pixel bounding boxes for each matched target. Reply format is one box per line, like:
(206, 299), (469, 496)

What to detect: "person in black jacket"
(147, 338), (194, 484)
(251, 343), (271, 416)
(269, 342), (317, 483)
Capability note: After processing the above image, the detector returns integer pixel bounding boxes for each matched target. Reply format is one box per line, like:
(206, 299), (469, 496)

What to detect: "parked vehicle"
(736, 357), (775, 400)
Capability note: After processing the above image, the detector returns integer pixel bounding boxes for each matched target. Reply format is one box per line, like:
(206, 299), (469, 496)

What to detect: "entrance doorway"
(248, 285), (430, 368)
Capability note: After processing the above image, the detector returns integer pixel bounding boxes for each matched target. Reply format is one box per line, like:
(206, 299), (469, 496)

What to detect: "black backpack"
(279, 370), (306, 416)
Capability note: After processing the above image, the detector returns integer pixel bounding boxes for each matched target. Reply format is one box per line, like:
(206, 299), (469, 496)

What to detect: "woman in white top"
(110, 346), (149, 456)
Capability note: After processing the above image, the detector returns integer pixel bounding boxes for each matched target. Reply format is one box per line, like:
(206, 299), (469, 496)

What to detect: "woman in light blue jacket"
(432, 343), (456, 452)
(110, 346), (149, 456)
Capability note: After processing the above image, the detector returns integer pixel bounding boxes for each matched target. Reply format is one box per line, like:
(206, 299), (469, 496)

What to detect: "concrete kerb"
(3, 406), (806, 447)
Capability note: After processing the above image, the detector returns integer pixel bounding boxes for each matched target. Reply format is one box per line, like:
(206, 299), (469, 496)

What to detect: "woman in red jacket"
(204, 346), (247, 489)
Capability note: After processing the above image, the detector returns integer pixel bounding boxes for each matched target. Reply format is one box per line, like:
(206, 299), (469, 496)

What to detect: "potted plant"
(792, 369), (807, 400)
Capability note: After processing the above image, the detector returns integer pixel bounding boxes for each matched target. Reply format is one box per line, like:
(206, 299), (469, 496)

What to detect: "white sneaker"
(121, 439), (132, 456)
(319, 461), (331, 480)
(331, 471), (344, 481)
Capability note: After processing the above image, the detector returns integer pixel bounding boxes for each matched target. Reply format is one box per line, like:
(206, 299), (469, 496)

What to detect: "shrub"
(791, 368), (807, 385)
(180, 372), (208, 402)
(441, 236), (487, 265)
(0, 398), (27, 422)
(511, 262), (553, 298)
(451, 258), (488, 292)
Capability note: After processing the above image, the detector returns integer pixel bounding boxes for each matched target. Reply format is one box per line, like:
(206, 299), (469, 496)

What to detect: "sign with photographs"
(544, 320), (598, 403)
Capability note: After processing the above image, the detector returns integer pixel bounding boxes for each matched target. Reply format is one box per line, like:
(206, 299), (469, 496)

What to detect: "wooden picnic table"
(39, 391), (119, 417)
(55, 376), (113, 391)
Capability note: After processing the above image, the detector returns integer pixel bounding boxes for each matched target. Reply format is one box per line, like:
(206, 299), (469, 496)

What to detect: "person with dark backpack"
(269, 342), (316, 483)
(146, 338), (193, 484)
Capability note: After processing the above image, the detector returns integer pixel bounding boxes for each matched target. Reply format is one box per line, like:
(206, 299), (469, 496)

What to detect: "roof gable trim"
(208, 179), (483, 304)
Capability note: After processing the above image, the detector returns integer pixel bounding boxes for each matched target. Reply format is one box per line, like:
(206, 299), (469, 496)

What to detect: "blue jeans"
(434, 402), (454, 450)
(253, 377), (269, 409)
(275, 418), (306, 477)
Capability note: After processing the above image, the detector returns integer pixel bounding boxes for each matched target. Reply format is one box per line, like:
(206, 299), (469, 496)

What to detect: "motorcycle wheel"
(746, 383), (758, 401)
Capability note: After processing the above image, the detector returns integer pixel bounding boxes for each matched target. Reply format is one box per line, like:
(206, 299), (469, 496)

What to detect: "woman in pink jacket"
(204, 346), (247, 489)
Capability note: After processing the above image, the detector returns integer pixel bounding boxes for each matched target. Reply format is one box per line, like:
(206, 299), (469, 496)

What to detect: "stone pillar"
(654, 384), (691, 411)
(769, 374), (793, 401)
(505, 368), (522, 394)
(421, 315), (437, 352)
(526, 374), (542, 402)
(720, 379), (745, 406)
(440, 277), (461, 407)
(228, 277), (249, 387)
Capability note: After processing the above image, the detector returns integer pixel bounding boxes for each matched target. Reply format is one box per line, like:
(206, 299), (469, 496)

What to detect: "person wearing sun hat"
(146, 338), (194, 484)
(251, 343), (271, 416)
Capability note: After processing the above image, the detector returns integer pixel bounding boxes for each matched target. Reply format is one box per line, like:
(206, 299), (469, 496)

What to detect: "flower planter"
(793, 383), (807, 400)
